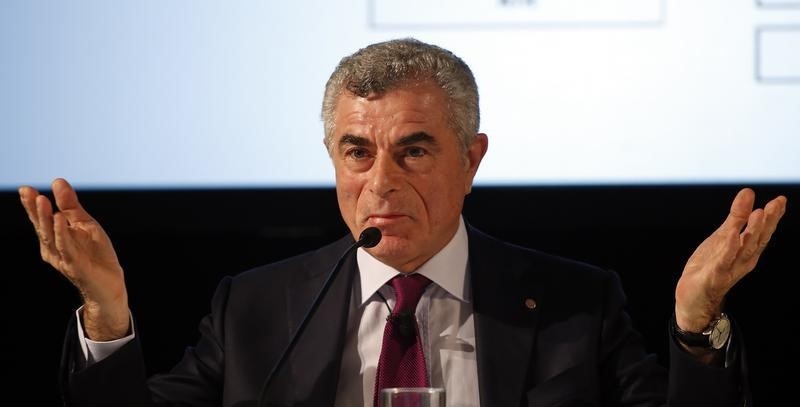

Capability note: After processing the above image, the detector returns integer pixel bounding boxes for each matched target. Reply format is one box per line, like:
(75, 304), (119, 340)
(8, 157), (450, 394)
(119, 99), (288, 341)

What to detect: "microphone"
(358, 226), (381, 249)
(390, 311), (416, 339)
(256, 227), (382, 407)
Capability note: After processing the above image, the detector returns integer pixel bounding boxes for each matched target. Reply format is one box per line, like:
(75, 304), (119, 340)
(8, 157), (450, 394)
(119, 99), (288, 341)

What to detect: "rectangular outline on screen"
(756, 0), (800, 8)
(367, 0), (666, 29)
(755, 26), (800, 83)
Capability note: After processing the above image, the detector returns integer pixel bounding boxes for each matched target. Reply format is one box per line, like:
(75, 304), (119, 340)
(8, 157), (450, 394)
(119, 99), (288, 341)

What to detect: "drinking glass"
(380, 387), (446, 407)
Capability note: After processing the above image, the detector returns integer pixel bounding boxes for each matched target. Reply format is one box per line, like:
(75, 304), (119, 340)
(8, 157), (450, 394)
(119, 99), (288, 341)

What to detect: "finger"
(750, 195), (788, 257)
(18, 186), (43, 230)
(53, 212), (76, 265)
(52, 178), (93, 224)
(763, 195), (788, 232)
(35, 194), (59, 259)
(737, 208), (766, 263)
(719, 188), (755, 233)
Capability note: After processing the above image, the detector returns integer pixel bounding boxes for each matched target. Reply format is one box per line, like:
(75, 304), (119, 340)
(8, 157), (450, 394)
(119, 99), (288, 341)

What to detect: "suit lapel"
(468, 227), (543, 406)
(283, 236), (358, 405)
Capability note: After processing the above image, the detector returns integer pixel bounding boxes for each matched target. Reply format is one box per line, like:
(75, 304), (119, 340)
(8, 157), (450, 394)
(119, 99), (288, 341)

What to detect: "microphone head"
(358, 227), (382, 248)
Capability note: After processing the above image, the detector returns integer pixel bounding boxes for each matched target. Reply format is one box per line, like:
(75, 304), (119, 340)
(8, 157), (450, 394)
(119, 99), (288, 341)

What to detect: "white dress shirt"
(335, 217), (480, 407)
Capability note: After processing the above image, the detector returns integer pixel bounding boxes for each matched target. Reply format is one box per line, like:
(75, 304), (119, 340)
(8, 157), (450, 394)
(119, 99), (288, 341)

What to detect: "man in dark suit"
(19, 38), (787, 406)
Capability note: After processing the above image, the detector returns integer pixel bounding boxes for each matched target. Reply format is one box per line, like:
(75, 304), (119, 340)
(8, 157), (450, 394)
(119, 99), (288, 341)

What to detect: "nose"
(368, 153), (401, 198)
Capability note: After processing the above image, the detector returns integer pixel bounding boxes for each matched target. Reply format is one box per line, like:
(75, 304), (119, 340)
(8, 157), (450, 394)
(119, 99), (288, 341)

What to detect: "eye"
(345, 147), (371, 160)
(405, 146), (427, 158)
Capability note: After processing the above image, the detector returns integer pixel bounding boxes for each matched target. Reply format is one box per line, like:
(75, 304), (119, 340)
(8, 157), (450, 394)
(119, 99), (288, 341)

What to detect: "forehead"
(333, 81), (450, 132)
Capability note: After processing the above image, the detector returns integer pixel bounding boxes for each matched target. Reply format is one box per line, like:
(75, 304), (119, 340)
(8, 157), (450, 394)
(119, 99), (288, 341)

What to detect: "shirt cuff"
(75, 305), (136, 365)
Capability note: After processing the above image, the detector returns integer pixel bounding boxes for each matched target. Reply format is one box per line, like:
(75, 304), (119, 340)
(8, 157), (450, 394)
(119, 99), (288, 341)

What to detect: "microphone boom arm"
(256, 227), (381, 406)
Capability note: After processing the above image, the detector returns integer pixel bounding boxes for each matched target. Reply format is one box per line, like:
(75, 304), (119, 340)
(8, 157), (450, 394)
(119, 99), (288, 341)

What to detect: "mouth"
(366, 213), (409, 227)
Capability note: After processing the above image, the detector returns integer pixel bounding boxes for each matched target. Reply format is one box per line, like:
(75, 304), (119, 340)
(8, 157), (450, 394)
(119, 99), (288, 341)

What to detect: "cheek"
(425, 172), (467, 217)
(412, 180), (447, 215)
(336, 178), (365, 216)
(336, 186), (357, 208)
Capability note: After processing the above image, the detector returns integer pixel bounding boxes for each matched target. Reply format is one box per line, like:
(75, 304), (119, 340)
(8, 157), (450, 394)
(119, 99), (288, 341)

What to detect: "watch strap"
(670, 313), (728, 349)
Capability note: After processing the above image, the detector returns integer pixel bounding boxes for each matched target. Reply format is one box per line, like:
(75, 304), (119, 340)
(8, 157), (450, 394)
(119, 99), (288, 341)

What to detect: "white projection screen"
(2, 0), (799, 190)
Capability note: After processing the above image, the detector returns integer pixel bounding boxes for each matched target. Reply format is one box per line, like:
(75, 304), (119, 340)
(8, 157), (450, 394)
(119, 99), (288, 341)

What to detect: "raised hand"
(675, 188), (787, 333)
(19, 178), (130, 340)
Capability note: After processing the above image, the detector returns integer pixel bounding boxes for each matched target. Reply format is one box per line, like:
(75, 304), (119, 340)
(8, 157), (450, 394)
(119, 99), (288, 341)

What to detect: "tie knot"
(388, 273), (431, 314)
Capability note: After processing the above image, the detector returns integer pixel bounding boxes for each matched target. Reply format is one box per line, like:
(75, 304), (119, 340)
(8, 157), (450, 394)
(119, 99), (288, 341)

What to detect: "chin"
(366, 236), (418, 270)
(370, 235), (410, 255)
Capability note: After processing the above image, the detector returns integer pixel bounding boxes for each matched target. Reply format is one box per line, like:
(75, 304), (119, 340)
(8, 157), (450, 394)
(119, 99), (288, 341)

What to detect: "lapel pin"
(524, 298), (537, 310)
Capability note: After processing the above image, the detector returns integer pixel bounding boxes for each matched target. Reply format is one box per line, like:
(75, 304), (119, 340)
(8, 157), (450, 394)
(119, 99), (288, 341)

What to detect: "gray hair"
(321, 38), (480, 154)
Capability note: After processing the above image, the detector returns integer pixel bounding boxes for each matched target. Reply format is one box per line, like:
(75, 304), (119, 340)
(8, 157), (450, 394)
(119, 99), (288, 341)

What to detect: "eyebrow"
(398, 132), (436, 147)
(337, 132), (437, 149)
(338, 134), (370, 148)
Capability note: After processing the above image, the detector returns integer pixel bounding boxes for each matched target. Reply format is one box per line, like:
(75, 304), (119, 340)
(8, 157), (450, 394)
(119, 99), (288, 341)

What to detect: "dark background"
(2, 184), (796, 405)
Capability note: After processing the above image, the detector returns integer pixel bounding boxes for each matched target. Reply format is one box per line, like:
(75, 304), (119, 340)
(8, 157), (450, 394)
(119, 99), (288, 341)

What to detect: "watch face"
(708, 315), (731, 349)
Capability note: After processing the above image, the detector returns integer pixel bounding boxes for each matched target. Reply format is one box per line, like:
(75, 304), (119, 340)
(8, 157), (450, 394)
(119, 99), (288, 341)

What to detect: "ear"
(323, 136), (333, 157)
(464, 133), (489, 194)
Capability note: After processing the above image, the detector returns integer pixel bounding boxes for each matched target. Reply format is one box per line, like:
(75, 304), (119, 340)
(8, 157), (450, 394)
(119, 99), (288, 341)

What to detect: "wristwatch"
(671, 313), (731, 350)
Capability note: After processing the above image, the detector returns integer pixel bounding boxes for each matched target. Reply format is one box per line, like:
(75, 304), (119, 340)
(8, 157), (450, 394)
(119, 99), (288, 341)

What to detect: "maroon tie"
(373, 273), (432, 406)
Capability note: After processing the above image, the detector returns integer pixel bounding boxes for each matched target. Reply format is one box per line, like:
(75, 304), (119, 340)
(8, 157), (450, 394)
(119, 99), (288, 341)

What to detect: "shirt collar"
(356, 216), (470, 306)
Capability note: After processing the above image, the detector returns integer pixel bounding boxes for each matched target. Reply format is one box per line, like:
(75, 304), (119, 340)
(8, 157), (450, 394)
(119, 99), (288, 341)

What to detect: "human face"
(330, 80), (488, 273)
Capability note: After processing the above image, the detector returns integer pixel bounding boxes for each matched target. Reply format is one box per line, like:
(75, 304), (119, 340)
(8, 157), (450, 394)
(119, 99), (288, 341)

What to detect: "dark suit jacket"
(61, 225), (745, 406)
